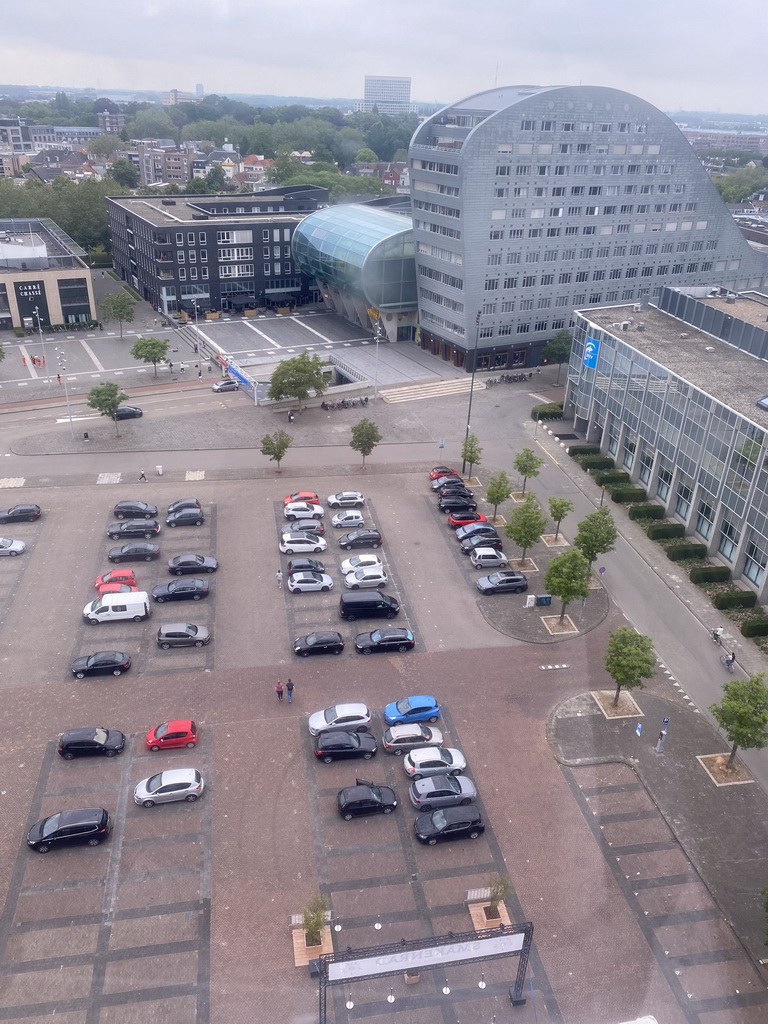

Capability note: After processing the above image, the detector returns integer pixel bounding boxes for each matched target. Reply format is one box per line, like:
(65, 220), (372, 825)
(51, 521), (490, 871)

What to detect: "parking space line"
(80, 339), (106, 372)
(242, 320), (282, 349)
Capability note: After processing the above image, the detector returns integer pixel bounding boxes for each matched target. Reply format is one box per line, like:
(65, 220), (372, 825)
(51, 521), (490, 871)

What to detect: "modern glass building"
(566, 287), (768, 599)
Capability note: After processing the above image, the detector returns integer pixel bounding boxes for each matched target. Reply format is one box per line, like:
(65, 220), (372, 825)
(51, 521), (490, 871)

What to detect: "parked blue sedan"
(383, 695), (441, 726)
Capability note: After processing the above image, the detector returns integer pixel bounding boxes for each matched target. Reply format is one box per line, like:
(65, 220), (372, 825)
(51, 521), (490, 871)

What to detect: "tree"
(548, 497), (574, 541)
(108, 159), (139, 188)
(461, 433), (482, 477)
(505, 494), (547, 563)
(713, 166), (768, 203)
(100, 292), (136, 338)
(130, 336), (168, 377)
(485, 471), (513, 519)
(604, 626), (656, 707)
(88, 134), (121, 159)
(349, 418), (382, 467)
(514, 447), (544, 496)
(260, 430), (293, 472)
(545, 549), (591, 624)
(354, 147), (379, 162)
(574, 506), (618, 567)
(0, 343), (5, 364)
(267, 352), (327, 408)
(87, 381), (128, 436)
(709, 675), (768, 770)
(542, 329), (573, 384)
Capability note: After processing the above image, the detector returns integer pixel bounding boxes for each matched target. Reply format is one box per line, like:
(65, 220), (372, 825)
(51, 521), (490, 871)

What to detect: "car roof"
(159, 719), (195, 730)
(409, 746), (448, 762)
(309, 631), (342, 641)
(60, 728), (104, 742)
(156, 768), (199, 784)
(403, 694), (437, 705)
(159, 622), (195, 632)
(330, 702), (369, 716)
(388, 723), (428, 738)
(439, 805), (481, 821)
(57, 808), (107, 825)
(473, 546), (503, 555)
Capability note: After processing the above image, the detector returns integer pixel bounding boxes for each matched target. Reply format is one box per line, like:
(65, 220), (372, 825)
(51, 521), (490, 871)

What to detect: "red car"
(283, 491), (320, 506)
(94, 568), (137, 589)
(429, 466), (459, 481)
(447, 511), (488, 529)
(96, 583), (140, 595)
(145, 720), (198, 751)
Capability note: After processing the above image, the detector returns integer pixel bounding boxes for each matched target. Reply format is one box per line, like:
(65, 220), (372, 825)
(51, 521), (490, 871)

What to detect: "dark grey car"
(156, 623), (211, 649)
(408, 774), (478, 810)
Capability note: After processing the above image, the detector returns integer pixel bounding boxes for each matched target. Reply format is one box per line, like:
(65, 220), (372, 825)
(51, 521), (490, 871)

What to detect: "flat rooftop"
(700, 292), (768, 328)
(107, 194), (318, 228)
(582, 303), (768, 430)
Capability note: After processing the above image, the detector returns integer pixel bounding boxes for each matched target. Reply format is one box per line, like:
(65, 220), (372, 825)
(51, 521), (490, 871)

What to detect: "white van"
(470, 547), (509, 570)
(83, 592), (151, 624)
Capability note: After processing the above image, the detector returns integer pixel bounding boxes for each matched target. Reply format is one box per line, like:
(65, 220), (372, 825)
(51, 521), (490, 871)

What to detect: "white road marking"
(80, 339), (105, 371)
(242, 320), (281, 348)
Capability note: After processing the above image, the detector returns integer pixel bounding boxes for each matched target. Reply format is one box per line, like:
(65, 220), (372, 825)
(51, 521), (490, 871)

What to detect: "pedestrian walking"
(101, 270), (105, 277)
(180, 362), (186, 373)
(275, 570), (283, 589)
(22, 356), (26, 366)
(286, 679), (294, 703)
(138, 469), (147, 482)
(57, 374), (62, 385)
(198, 371), (202, 380)
(168, 361), (174, 372)
(275, 680), (284, 701)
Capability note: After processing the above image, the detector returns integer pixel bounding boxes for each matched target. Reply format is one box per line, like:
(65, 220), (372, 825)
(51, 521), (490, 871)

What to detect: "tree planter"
(289, 913), (334, 967)
(404, 969), (421, 984)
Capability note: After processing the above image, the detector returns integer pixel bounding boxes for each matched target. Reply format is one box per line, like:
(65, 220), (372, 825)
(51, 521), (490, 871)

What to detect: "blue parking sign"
(583, 337), (600, 368)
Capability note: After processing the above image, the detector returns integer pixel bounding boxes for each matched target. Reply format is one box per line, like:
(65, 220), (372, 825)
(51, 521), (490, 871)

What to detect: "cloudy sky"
(1, 0), (767, 115)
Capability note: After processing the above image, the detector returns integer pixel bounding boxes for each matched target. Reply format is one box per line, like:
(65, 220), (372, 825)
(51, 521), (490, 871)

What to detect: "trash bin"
(535, 594), (552, 607)
(155, 465), (163, 476)
(83, 431), (89, 441)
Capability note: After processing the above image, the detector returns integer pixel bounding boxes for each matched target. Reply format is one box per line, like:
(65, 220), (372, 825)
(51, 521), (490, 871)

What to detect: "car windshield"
(185, 625), (198, 636)
(395, 698), (412, 714)
(0, 539), (11, 549)
(438, 749), (452, 764)
(368, 786), (383, 803)
(306, 633), (319, 645)
(41, 812), (62, 838)
(324, 706), (340, 723)
(93, 728), (108, 745)
(145, 773), (164, 793)
(155, 723), (170, 738)
(370, 630), (383, 642)
(431, 809), (447, 830)
(488, 573), (503, 584)
(442, 775), (461, 793)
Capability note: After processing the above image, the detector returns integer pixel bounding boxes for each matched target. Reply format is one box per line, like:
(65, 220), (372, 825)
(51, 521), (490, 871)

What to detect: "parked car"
(152, 579), (209, 603)
(212, 378), (239, 393)
(456, 522), (499, 542)
(0, 537), (26, 556)
(279, 534), (327, 555)
(337, 782), (397, 820)
(27, 808), (111, 853)
(331, 510), (365, 529)
(71, 651), (131, 679)
(437, 484), (474, 500)
(354, 627), (415, 654)
(167, 498), (201, 514)
(168, 554), (218, 575)
(58, 727), (126, 759)
(283, 491), (320, 506)
(287, 570), (333, 593)
(414, 805), (485, 845)
(145, 720), (198, 750)
(287, 557), (325, 574)
(338, 529), (381, 550)
(340, 553), (382, 575)
(0, 503), (41, 523)
(284, 502), (324, 521)
(408, 774), (477, 810)
(382, 723), (443, 755)
(113, 500), (158, 520)
(308, 703), (371, 736)
(108, 542), (161, 563)
(94, 568), (137, 588)
(344, 567), (388, 590)
(327, 491), (365, 508)
(134, 768), (205, 807)
(430, 476), (461, 492)
(281, 520), (325, 536)
(314, 730), (377, 763)
(439, 497), (478, 514)
(166, 508), (205, 527)
(460, 534), (504, 555)
(107, 520), (160, 540)
(403, 747), (467, 779)
(96, 583), (139, 595)
(384, 695), (441, 725)
(429, 466), (459, 480)
(476, 570), (529, 594)
(156, 623), (211, 648)
(294, 631), (345, 657)
(470, 547), (509, 570)
(114, 405), (143, 420)
(447, 511), (488, 529)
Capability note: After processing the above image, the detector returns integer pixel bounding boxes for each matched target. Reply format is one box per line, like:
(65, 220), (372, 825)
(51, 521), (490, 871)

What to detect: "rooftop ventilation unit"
(704, 346), (715, 352)
(636, 323), (646, 332)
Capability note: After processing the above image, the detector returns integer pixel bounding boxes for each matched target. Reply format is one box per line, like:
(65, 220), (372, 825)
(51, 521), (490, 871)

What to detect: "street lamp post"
(33, 306), (50, 384)
(461, 311), (481, 474)
(54, 346), (75, 439)
(373, 317), (383, 402)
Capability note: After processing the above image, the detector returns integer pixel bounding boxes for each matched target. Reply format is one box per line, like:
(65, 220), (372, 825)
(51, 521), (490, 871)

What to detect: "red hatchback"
(94, 568), (138, 589)
(447, 511), (488, 529)
(146, 720), (198, 751)
(429, 466), (459, 481)
(96, 583), (140, 595)
(283, 491), (320, 506)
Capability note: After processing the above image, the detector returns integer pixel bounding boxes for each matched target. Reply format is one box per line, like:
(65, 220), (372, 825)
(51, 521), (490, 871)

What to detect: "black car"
(439, 498), (478, 514)
(355, 628), (415, 655)
(414, 805), (485, 845)
(456, 522), (498, 542)
(431, 476), (461, 491)
(460, 534), (503, 555)
(113, 500), (158, 520)
(108, 542), (161, 563)
(27, 807), (112, 854)
(58, 728), (126, 759)
(476, 570), (529, 594)
(71, 651), (132, 678)
(337, 782), (397, 820)
(107, 520), (161, 540)
(152, 579), (209, 603)
(168, 554), (218, 575)
(281, 520), (325, 536)
(287, 557), (325, 575)
(437, 484), (474, 499)
(294, 631), (345, 657)
(168, 498), (201, 514)
(338, 529), (382, 551)
(114, 405), (143, 420)
(157, 623), (211, 648)
(166, 508), (205, 528)
(314, 729), (378, 763)
(0, 503), (41, 524)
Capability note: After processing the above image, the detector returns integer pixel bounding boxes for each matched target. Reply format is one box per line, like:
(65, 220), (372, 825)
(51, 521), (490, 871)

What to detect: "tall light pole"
(461, 311), (481, 474)
(33, 306), (50, 384)
(54, 346), (75, 439)
(373, 317), (383, 402)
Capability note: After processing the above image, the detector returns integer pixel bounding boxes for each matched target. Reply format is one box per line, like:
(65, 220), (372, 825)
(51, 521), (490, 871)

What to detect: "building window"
(534, 319), (549, 331)
(744, 536), (768, 587)
(695, 498), (714, 540)
(516, 323), (530, 333)
(178, 268), (186, 281)
(481, 302), (496, 315)
(675, 477), (693, 519)
(498, 324), (512, 335)
(639, 448), (654, 484)
(490, 230), (504, 240)
(521, 120), (536, 130)
(201, 267), (208, 279)
(656, 463), (672, 501)
(519, 298), (534, 310)
(496, 165), (511, 175)
(479, 326), (494, 338)
(175, 233), (183, 245)
(718, 515), (740, 563)
(263, 230), (270, 241)
(485, 279), (499, 290)
(607, 422), (619, 455)
(487, 253), (502, 265)
(522, 275), (537, 287)
(177, 251), (185, 263)
(538, 296), (551, 308)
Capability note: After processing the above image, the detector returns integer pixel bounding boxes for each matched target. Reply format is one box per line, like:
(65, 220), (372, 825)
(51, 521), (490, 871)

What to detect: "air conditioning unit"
(704, 345), (715, 352)
(633, 304), (642, 312)
(621, 321), (630, 330)
(636, 324), (646, 332)
(679, 333), (689, 338)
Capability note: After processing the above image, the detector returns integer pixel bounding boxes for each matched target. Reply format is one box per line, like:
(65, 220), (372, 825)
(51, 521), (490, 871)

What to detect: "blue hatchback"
(383, 695), (441, 726)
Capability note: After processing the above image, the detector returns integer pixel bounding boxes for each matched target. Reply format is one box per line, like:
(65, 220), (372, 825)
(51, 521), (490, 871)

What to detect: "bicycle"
(720, 653), (736, 673)
(711, 628), (724, 646)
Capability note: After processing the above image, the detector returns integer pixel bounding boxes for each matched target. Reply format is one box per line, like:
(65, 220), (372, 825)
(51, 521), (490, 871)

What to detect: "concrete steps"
(379, 378), (486, 404)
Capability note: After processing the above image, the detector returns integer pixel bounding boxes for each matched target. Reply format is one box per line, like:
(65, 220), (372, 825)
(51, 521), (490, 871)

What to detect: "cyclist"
(725, 652), (736, 667)
(712, 626), (724, 642)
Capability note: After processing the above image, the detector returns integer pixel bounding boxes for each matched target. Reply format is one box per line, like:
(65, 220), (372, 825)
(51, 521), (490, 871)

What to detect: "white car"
(340, 553), (382, 575)
(331, 510), (365, 529)
(279, 534), (328, 555)
(0, 537), (25, 556)
(287, 571), (334, 593)
(403, 747), (467, 779)
(134, 768), (205, 807)
(344, 567), (388, 590)
(284, 502), (324, 521)
(308, 703), (372, 737)
(327, 491), (365, 508)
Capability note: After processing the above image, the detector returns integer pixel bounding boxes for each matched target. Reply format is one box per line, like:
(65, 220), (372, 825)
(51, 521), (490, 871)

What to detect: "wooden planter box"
(289, 912), (334, 967)
(466, 887), (512, 932)
(205, 312), (220, 320)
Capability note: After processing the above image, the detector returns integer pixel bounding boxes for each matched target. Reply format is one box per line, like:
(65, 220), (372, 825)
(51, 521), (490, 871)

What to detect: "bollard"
(155, 465), (163, 476)
(83, 431), (89, 441)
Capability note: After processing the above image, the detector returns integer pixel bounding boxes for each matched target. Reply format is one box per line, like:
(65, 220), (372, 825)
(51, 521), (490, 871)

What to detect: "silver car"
(287, 571), (334, 593)
(340, 553), (382, 575)
(134, 768), (205, 807)
(331, 510), (365, 529)
(408, 774), (477, 810)
(308, 703), (372, 737)
(344, 567), (388, 589)
(0, 537), (25, 556)
(284, 502), (324, 521)
(327, 491), (365, 508)
(403, 747), (467, 779)
(156, 623), (211, 649)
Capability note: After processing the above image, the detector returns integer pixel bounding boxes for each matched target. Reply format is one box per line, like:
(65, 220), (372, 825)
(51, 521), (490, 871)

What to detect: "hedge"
(610, 486), (648, 503)
(594, 470), (630, 487)
(741, 618), (768, 637)
(666, 543), (708, 561)
(647, 522), (685, 539)
(531, 402), (564, 422)
(580, 455), (615, 471)
(713, 590), (758, 610)
(568, 445), (601, 458)
(689, 565), (731, 583)
(628, 504), (665, 520)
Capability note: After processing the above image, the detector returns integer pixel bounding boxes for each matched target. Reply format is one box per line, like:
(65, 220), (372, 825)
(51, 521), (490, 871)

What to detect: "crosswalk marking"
(379, 379), (486, 404)
(0, 478), (26, 488)
(186, 470), (206, 481)
(97, 473), (122, 485)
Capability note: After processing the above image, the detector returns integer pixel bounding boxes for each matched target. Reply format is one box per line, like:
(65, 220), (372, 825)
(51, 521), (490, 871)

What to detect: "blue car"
(383, 695), (441, 726)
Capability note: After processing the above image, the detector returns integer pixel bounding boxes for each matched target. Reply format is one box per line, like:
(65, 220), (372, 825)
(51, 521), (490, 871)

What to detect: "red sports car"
(94, 568), (137, 589)
(447, 510), (489, 529)
(95, 583), (140, 595)
(145, 720), (198, 751)
(429, 466), (459, 480)
(283, 491), (320, 506)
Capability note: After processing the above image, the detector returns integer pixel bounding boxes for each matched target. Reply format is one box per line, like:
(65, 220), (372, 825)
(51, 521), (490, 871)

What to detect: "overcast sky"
(1, 0), (767, 115)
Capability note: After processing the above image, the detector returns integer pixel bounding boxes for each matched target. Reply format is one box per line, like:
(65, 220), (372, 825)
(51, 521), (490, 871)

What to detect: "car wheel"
(354, 502), (363, 508)
(343, 544), (352, 550)
(292, 587), (303, 594)
(322, 756), (333, 764)
(284, 548), (294, 555)
(144, 532), (154, 539)
(142, 799), (155, 808)
(207, 567), (215, 573)
(288, 515), (296, 521)
(460, 798), (472, 806)
(469, 831), (481, 839)
(175, 569), (184, 576)
(35, 844), (50, 854)
(377, 582), (385, 588)
(62, 751), (75, 760)
(105, 749), (117, 758)
(156, 597), (165, 603)
(185, 794), (198, 802)
(87, 837), (102, 846)
(76, 671), (85, 679)
(321, 586), (330, 592)
(116, 513), (126, 520)
(343, 812), (354, 821)
(450, 768), (462, 776)
(362, 752), (373, 760)
(300, 651), (310, 657)
(194, 640), (205, 647)
(427, 838), (438, 846)
(133, 614), (143, 621)
(397, 645), (408, 653)
(393, 749), (404, 756)
(382, 806), (393, 815)
(144, 555), (153, 562)
(356, 725), (368, 733)
(160, 642), (171, 650)
(419, 803), (432, 812)
(113, 669), (122, 676)
(194, 519), (203, 526)
(169, 522), (177, 528)
(150, 744), (160, 752)
(412, 773), (423, 781)
(371, 542), (380, 548)
(186, 741), (196, 748)
(386, 611), (397, 619)
(361, 648), (372, 655)
(144, 514), (153, 519)
(7, 549), (18, 556)
(313, 546), (322, 553)
(88, 618), (99, 625)
(192, 594), (202, 600)
(351, 584), (360, 590)
(28, 515), (36, 522)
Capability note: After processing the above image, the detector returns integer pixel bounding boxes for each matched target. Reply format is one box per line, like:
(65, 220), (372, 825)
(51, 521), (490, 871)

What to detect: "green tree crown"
(545, 549), (591, 624)
(514, 447), (544, 495)
(130, 336), (169, 377)
(349, 418), (382, 466)
(267, 353), (327, 407)
(548, 497), (574, 540)
(604, 626), (656, 707)
(504, 494), (546, 562)
(260, 430), (293, 472)
(574, 506), (618, 565)
(709, 675), (768, 769)
(485, 471), (512, 518)
(87, 381), (129, 435)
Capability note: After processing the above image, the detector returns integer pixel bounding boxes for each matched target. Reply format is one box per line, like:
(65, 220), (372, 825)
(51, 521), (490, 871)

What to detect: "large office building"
(107, 186), (327, 316)
(566, 287), (768, 599)
(408, 86), (768, 372)
(355, 76), (417, 116)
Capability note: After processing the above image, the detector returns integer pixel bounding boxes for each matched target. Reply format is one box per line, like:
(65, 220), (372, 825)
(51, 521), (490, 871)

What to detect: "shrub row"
(713, 590), (758, 610)
(567, 444), (601, 458)
(647, 522), (685, 539)
(595, 470), (630, 487)
(666, 543), (707, 562)
(628, 504), (665, 520)
(610, 486), (648, 503)
(531, 402), (564, 422)
(580, 455), (615, 471)
(689, 565), (731, 583)
(741, 617), (768, 637)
